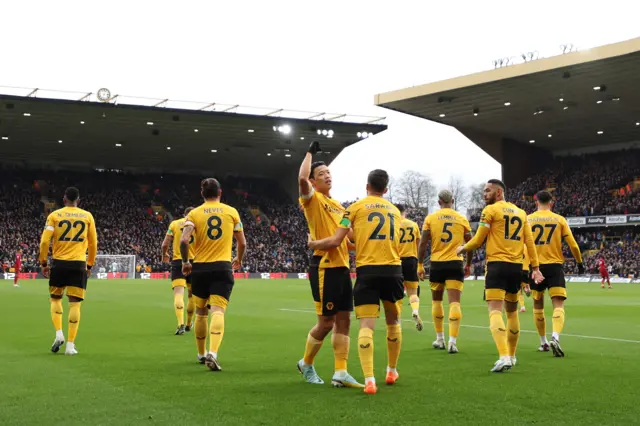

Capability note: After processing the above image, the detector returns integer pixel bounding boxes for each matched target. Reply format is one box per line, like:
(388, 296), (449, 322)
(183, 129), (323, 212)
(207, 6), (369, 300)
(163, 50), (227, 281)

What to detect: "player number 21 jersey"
(185, 201), (243, 264)
(339, 196), (401, 268)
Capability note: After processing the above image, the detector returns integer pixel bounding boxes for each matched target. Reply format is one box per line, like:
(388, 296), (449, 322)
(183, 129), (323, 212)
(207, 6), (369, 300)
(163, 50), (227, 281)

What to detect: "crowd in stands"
(507, 149), (640, 217)
(1, 156), (639, 279)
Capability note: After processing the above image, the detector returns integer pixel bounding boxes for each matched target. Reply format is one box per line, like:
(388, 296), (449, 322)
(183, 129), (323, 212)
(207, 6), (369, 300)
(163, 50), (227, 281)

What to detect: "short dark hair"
(64, 187), (80, 202)
(201, 178), (221, 199)
(536, 190), (553, 204)
(184, 206), (195, 216)
(368, 169), (389, 193)
(488, 179), (506, 192)
(309, 161), (326, 179)
(396, 204), (406, 214)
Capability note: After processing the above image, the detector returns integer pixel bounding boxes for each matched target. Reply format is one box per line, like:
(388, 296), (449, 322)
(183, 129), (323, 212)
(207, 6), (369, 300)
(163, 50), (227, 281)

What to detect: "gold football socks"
(302, 333), (324, 365)
(506, 310), (520, 357)
(358, 328), (374, 380)
(331, 333), (349, 372)
(195, 314), (208, 356)
(68, 302), (81, 343)
(489, 310), (508, 357)
(386, 324), (402, 369)
(174, 293), (185, 326)
(209, 311), (225, 355)
(448, 302), (462, 342)
(50, 299), (63, 332)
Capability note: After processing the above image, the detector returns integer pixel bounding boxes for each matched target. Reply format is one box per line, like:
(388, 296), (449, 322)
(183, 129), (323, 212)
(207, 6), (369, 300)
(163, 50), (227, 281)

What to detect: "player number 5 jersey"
(423, 208), (471, 262)
(185, 201), (243, 264)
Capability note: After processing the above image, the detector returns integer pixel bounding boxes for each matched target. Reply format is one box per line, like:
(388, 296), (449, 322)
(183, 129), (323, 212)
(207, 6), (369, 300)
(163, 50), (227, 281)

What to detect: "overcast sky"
(2, 1), (638, 201)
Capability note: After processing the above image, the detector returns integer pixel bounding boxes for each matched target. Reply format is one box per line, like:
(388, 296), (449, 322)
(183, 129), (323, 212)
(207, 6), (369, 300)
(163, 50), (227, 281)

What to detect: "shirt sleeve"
(166, 222), (174, 236)
(299, 188), (316, 205)
(184, 211), (195, 228)
(87, 214), (98, 266)
(339, 203), (356, 229)
(562, 218), (583, 263)
(478, 206), (493, 228)
(233, 209), (244, 232)
(422, 215), (431, 232)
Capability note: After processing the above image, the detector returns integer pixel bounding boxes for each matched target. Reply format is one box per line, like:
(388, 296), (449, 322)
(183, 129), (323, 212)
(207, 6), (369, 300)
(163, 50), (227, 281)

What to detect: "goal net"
(93, 255), (136, 279)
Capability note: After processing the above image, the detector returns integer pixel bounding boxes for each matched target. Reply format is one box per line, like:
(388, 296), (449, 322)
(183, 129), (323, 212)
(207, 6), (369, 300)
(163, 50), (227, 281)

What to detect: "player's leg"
(485, 263), (511, 372)
(48, 267), (66, 353)
(504, 294), (520, 366)
(329, 268), (362, 388)
(606, 274), (612, 289)
(354, 274), (380, 395)
(204, 270), (235, 371)
(381, 274), (404, 386)
(549, 275), (567, 357)
(518, 288), (526, 312)
(191, 271), (210, 363)
(601, 274), (605, 289)
(172, 283), (186, 334)
(445, 282), (463, 353)
(298, 266), (333, 384)
(13, 267), (19, 287)
(405, 281), (421, 331)
(185, 283), (195, 331)
(64, 270), (87, 355)
(430, 283), (446, 349)
(531, 272), (549, 351)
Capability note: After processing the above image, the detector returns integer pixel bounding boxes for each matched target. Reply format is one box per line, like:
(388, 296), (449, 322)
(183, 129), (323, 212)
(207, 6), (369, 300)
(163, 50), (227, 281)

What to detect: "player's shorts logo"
(326, 302), (334, 310)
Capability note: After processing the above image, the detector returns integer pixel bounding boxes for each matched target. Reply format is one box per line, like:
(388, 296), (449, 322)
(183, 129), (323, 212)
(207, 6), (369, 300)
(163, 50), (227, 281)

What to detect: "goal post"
(94, 255), (136, 279)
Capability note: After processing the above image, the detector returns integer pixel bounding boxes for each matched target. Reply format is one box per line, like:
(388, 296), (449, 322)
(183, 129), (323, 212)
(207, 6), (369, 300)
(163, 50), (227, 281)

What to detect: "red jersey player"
(14, 250), (22, 287)
(598, 257), (612, 289)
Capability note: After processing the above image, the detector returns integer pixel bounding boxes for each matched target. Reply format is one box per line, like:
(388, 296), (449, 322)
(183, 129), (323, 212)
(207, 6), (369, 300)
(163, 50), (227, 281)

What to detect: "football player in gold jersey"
(297, 141), (362, 388)
(527, 190), (584, 357)
(418, 190), (472, 353)
(162, 207), (195, 335)
(457, 179), (543, 372)
(309, 169), (403, 395)
(181, 178), (246, 371)
(396, 205), (422, 331)
(39, 187), (98, 356)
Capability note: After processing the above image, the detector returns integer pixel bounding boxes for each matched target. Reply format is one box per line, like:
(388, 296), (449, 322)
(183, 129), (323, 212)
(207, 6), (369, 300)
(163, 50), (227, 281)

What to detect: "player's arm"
(309, 227), (350, 250)
(562, 221), (583, 265)
(298, 141), (321, 197)
(180, 223), (194, 263)
(162, 224), (173, 262)
(460, 226), (488, 253)
(232, 215), (246, 271)
(522, 220), (544, 284)
(87, 216), (98, 268)
(417, 230), (430, 262)
(347, 229), (356, 251)
(39, 215), (55, 266)
(464, 231), (473, 269)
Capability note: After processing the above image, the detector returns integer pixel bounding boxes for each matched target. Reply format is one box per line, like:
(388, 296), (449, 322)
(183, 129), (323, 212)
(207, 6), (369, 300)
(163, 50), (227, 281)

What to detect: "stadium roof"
(0, 87), (387, 178)
(374, 37), (640, 151)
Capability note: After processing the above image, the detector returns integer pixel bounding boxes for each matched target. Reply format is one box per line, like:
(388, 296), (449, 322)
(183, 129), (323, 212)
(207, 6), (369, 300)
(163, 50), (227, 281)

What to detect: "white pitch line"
(278, 308), (640, 344)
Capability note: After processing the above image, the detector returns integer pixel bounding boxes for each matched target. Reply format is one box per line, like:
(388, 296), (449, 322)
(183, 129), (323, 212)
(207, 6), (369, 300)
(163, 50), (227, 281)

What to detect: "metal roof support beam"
(110, 94), (119, 104)
(265, 108), (283, 116)
(199, 102), (216, 111)
(78, 92), (92, 101)
(307, 112), (325, 120)
(327, 114), (346, 121)
(27, 88), (39, 97)
(154, 99), (169, 107)
(221, 104), (239, 112)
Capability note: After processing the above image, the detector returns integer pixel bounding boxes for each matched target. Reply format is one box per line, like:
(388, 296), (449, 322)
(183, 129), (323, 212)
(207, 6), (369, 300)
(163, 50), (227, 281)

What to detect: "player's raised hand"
(232, 257), (242, 271)
(531, 268), (544, 285)
(307, 141), (322, 155)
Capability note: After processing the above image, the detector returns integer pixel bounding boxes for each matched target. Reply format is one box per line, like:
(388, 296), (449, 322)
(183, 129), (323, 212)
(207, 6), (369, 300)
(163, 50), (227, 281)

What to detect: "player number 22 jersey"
(41, 206), (98, 265)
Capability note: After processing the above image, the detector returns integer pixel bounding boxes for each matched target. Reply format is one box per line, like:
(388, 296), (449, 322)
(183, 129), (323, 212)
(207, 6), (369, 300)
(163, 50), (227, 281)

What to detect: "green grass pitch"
(1, 279), (639, 425)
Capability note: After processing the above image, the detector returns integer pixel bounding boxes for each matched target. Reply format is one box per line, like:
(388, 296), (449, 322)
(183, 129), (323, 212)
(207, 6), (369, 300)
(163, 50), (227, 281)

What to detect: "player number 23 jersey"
(185, 202), (243, 264)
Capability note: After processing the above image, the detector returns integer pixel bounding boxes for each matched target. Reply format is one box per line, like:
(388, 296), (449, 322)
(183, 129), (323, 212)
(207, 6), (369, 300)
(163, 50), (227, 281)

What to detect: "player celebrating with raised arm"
(527, 190), (584, 357)
(396, 204), (422, 331)
(418, 190), (472, 354)
(309, 169), (403, 395)
(39, 187), (98, 356)
(180, 178), (246, 371)
(297, 140), (362, 388)
(456, 179), (542, 372)
(161, 207), (196, 335)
